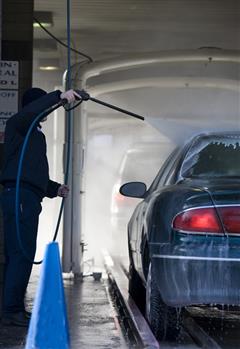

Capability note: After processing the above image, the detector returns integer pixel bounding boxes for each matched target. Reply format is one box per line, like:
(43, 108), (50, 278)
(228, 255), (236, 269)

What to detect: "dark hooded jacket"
(0, 90), (62, 199)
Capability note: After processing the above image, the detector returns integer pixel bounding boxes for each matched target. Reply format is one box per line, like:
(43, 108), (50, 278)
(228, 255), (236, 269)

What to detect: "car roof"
(187, 131), (240, 144)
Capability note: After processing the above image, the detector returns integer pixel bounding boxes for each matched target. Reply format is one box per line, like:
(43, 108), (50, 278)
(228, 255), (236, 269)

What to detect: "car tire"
(146, 262), (182, 341)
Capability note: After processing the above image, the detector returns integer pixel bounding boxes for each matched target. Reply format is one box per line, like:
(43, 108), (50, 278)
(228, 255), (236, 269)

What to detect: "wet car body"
(147, 181), (240, 306)
(120, 132), (240, 340)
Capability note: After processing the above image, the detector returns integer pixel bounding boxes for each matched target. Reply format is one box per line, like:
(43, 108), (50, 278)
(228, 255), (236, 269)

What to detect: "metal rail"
(184, 306), (240, 349)
(183, 314), (221, 349)
(104, 256), (160, 349)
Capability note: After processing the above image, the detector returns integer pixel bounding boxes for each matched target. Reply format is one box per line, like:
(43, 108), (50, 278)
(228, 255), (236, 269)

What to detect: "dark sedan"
(120, 132), (240, 341)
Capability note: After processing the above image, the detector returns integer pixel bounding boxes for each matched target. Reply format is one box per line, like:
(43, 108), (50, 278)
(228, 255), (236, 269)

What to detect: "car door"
(128, 199), (144, 267)
(135, 148), (182, 275)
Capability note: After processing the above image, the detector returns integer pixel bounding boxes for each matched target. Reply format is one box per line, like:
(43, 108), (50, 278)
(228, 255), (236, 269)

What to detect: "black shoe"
(2, 311), (30, 327)
(24, 310), (32, 319)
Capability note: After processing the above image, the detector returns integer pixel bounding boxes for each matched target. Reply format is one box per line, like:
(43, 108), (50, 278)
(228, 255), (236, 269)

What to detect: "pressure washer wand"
(74, 89), (145, 121)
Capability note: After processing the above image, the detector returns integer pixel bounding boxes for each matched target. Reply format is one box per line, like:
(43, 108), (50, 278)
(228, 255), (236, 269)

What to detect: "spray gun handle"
(74, 89), (90, 101)
(61, 98), (69, 106)
(60, 90), (87, 106)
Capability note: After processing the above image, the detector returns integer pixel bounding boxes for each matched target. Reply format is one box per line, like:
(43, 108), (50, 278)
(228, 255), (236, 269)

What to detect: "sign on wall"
(0, 61), (19, 142)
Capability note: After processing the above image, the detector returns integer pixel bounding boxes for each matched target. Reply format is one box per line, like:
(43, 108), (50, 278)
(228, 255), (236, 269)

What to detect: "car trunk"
(153, 180), (240, 307)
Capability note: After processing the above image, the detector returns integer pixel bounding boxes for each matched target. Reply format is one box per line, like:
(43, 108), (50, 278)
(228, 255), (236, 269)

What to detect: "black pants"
(1, 187), (42, 314)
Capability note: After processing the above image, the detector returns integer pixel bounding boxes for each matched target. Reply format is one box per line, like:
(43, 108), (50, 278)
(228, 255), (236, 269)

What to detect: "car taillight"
(218, 207), (240, 234)
(173, 206), (240, 235)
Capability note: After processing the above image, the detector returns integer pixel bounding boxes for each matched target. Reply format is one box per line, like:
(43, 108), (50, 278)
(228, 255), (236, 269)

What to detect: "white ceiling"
(33, 0), (240, 88)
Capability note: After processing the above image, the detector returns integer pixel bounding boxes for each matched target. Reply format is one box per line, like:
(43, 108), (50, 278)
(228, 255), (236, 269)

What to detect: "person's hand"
(60, 89), (81, 104)
(57, 185), (69, 198)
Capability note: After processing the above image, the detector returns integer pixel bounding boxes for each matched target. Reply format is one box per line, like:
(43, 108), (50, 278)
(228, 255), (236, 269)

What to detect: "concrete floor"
(0, 267), (128, 349)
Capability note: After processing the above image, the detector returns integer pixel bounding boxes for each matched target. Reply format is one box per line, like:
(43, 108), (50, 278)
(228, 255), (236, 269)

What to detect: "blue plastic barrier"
(25, 242), (70, 349)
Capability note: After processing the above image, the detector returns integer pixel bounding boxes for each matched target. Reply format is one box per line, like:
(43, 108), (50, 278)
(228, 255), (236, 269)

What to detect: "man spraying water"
(0, 87), (80, 327)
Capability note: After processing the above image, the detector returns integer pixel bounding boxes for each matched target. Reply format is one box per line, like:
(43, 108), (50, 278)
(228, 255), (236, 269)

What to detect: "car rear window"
(180, 134), (240, 179)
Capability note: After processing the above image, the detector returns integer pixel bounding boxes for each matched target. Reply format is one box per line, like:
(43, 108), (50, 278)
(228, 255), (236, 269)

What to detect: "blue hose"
(15, 101), (63, 264)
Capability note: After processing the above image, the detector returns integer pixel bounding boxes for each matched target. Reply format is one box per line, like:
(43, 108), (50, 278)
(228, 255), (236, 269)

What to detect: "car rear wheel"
(146, 262), (182, 341)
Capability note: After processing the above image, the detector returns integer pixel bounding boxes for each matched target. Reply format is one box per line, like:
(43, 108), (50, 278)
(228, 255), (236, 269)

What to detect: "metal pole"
(62, 0), (74, 272)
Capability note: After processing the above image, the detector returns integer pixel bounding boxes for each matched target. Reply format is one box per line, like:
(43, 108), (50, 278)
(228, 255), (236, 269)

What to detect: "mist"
(83, 76), (240, 270)
(83, 112), (166, 268)
(33, 54), (240, 273)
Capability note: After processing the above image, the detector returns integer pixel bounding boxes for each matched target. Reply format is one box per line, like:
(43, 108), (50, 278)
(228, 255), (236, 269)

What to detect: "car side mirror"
(119, 182), (147, 198)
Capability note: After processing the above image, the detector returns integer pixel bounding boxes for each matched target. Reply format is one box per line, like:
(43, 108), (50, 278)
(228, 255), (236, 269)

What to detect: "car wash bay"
(0, 1), (240, 348)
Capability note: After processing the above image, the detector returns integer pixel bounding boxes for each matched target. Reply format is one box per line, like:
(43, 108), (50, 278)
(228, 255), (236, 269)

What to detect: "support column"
(71, 102), (87, 276)
(62, 74), (88, 276)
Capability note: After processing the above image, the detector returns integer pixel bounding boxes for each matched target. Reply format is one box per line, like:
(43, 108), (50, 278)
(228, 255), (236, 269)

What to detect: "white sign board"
(0, 90), (18, 142)
(0, 61), (19, 89)
(0, 61), (19, 142)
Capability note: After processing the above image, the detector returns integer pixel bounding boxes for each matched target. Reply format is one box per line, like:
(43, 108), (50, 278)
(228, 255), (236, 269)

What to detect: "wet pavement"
(2, 259), (240, 348)
(64, 274), (127, 349)
(0, 267), (128, 349)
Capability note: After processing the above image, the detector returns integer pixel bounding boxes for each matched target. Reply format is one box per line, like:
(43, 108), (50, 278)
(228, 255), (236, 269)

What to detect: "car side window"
(164, 148), (190, 185)
(147, 148), (180, 193)
(160, 149), (183, 186)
